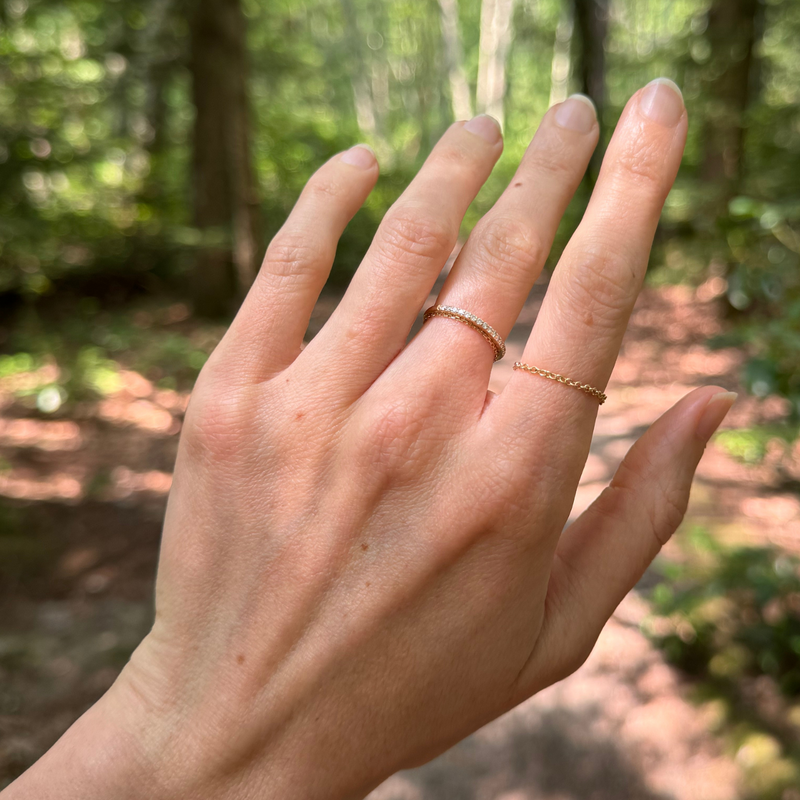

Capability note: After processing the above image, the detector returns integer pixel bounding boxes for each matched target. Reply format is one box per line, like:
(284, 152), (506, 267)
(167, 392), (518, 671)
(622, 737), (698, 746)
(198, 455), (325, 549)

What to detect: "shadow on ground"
(374, 704), (669, 800)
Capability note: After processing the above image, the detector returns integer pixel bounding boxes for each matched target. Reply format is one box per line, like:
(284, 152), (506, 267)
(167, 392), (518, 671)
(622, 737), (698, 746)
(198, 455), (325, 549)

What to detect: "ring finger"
(305, 116), (504, 399)
(403, 95), (599, 398)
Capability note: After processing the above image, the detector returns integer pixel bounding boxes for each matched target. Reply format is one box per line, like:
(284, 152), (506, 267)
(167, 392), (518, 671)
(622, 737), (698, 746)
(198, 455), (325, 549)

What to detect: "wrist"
(1, 675), (168, 800)
(1, 641), (379, 800)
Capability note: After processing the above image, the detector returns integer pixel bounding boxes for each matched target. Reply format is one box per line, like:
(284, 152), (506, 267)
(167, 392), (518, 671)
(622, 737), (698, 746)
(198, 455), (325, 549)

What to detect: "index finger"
(493, 79), (687, 488)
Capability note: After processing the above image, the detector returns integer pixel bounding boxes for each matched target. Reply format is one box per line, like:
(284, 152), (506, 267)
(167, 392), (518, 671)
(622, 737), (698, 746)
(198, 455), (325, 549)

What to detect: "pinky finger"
(215, 145), (379, 383)
(518, 385), (736, 693)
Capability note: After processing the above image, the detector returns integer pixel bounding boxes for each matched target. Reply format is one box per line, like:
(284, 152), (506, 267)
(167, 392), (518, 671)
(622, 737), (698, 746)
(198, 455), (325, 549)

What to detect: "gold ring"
(423, 304), (506, 362)
(513, 362), (607, 404)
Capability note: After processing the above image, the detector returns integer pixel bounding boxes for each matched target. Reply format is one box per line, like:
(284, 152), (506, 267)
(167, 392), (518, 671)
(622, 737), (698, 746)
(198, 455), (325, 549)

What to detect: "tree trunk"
(701, 0), (762, 208)
(340, 0), (378, 137)
(438, 0), (473, 121)
(548, 3), (573, 107)
(476, 0), (516, 127)
(189, 0), (261, 318)
(572, 0), (608, 182)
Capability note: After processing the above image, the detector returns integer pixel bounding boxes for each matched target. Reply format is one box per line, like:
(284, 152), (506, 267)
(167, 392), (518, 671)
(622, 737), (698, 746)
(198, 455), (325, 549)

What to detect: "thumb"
(522, 385), (737, 692)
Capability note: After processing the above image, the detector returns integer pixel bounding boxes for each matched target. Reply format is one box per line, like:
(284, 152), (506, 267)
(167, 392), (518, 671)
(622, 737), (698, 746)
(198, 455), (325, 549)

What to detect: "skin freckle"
(236, 654), (245, 665)
(361, 543), (369, 551)
(295, 411), (304, 420)
(585, 312), (594, 327)
(514, 182), (523, 188)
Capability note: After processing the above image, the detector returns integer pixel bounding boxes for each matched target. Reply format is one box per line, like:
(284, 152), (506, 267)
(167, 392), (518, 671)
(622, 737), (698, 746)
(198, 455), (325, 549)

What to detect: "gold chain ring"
(513, 362), (607, 404)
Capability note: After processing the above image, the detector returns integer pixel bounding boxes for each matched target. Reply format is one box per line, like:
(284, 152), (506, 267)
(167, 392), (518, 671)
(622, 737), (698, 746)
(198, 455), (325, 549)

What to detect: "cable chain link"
(512, 362), (607, 404)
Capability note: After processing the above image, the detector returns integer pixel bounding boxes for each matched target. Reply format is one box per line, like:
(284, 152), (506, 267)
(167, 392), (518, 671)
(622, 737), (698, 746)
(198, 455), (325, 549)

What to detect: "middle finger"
(409, 95), (599, 393)
(494, 79), (688, 493)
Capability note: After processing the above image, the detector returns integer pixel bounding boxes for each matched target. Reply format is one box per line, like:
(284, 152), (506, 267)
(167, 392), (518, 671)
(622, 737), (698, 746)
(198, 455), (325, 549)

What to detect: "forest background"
(1, 0), (800, 797)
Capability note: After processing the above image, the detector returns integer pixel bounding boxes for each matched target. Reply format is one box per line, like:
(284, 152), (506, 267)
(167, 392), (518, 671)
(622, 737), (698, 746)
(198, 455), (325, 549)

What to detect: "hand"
(5, 80), (735, 800)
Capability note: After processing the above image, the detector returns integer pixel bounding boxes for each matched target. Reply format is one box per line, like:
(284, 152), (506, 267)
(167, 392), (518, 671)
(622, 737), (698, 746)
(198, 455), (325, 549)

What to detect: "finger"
(517, 386), (737, 694)
(304, 116), (503, 398)
(211, 145), (379, 382)
(497, 79), (688, 474)
(406, 96), (598, 394)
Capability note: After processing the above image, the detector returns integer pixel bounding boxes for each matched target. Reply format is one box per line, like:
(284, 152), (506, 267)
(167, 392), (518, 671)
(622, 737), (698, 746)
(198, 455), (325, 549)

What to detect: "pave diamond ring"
(422, 304), (506, 362)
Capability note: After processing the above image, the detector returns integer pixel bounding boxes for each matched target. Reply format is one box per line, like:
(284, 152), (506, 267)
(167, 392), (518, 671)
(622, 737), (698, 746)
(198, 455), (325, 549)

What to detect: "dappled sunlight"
(1, 0), (799, 791)
(2, 279), (798, 798)
(108, 467), (172, 499)
(374, 598), (743, 799)
(741, 496), (800, 525)
(0, 363), (60, 395)
(96, 397), (179, 435)
(675, 347), (741, 378)
(117, 370), (154, 399)
(153, 389), (190, 413)
(0, 471), (83, 502)
(56, 547), (102, 579)
(0, 319), (189, 509)
(0, 418), (82, 452)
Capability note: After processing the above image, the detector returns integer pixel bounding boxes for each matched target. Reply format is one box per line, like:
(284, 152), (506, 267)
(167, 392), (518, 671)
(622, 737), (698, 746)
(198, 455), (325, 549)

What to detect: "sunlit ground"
(0, 279), (799, 797)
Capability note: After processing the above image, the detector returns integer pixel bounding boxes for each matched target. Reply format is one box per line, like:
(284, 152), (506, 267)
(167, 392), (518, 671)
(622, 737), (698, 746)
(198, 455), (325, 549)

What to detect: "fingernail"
(696, 391), (737, 442)
(638, 78), (684, 127)
(463, 114), (502, 144)
(554, 94), (597, 133)
(341, 144), (376, 169)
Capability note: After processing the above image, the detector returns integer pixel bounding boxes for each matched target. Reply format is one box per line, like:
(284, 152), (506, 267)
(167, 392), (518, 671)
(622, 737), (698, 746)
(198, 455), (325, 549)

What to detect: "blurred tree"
(140, 1), (182, 171)
(701, 0), (763, 210)
(340, 0), (378, 138)
(572, 0), (608, 180)
(548, 2), (573, 107)
(0, 0), (798, 419)
(438, 0), (473, 120)
(190, 0), (261, 317)
(476, 0), (517, 127)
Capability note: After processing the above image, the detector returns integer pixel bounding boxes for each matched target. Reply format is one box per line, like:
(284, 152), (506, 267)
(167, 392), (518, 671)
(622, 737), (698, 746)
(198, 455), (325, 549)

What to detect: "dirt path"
(371, 596), (739, 800)
(2, 275), (797, 795)
(365, 274), (764, 800)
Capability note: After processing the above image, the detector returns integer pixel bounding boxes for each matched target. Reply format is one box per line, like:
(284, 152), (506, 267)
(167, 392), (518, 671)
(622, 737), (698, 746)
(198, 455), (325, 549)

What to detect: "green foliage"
(703, 194), (800, 416)
(0, 0), (192, 295)
(1, 0), (799, 419)
(3, 300), (216, 409)
(0, 503), (57, 587)
(648, 530), (800, 697)
(715, 423), (800, 464)
(647, 529), (800, 798)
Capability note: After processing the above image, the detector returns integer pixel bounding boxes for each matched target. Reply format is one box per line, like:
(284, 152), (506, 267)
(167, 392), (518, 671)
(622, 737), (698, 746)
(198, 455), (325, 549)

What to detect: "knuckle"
(555, 636), (597, 683)
(305, 177), (342, 202)
(524, 142), (575, 180)
(613, 449), (688, 548)
(263, 234), (330, 285)
(375, 206), (455, 274)
(473, 215), (544, 275)
(182, 381), (255, 465)
(610, 134), (667, 192)
(649, 480), (688, 546)
(350, 396), (433, 477)
(590, 483), (628, 527)
(561, 243), (637, 325)
(465, 442), (539, 524)
(432, 139), (474, 170)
